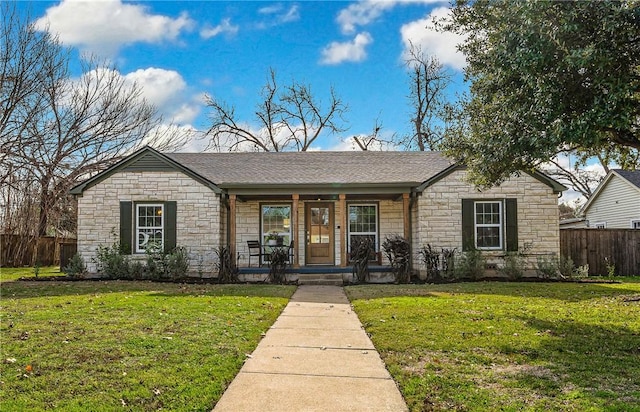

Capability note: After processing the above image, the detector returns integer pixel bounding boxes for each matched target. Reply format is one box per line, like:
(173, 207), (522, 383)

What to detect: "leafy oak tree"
(441, 0), (640, 187)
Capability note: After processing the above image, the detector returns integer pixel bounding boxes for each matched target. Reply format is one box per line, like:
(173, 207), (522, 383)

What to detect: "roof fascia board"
(582, 170), (640, 214)
(226, 184), (416, 196)
(615, 171), (640, 194)
(581, 170), (615, 214)
(415, 163), (566, 193)
(69, 146), (222, 195)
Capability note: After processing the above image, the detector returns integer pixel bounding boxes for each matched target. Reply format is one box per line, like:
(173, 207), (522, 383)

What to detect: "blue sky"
(24, 0), (468, 151)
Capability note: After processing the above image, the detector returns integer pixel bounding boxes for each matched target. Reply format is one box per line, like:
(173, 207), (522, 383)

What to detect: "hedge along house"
(70, 146), (566, 279)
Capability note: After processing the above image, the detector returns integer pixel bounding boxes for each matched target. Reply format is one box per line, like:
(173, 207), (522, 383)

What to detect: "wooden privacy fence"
(0, 235), (77, 267)
(560, 229), (640, 276)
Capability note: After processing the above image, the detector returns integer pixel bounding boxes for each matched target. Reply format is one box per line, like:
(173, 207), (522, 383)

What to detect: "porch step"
(297, 273), (344, 286)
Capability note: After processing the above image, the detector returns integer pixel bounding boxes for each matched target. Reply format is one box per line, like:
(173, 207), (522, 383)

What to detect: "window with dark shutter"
(461, 198), (518, 251)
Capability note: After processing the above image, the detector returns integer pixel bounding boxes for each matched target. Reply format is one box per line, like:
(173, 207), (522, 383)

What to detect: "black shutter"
(164, 201), (177, 252)
(505, 198), (518, 252)
(119, 201), (132, 254)
(461, 199), (475, 251)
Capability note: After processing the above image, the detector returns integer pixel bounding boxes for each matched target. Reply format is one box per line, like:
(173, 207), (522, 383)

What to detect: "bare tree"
(544, 146), (640, 200)
(205, 68), (348, 152)
(402, 43), (452, 151)
(1, 2), (185, 238)
(351, 118), (395, 151)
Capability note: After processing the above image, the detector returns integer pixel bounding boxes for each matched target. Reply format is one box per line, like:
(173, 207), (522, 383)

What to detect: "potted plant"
(266, 231), (280, 246)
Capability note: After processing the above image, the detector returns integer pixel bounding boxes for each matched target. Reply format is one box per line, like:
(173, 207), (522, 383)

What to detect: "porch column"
(229, 194), (237, 262)
(292, 194), (300, 268)
(403, 192), (411, 243)
(339, 193), (347, 267)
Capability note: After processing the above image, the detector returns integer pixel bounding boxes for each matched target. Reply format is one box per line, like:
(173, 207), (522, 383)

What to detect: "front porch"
(237, 265), (395, 285)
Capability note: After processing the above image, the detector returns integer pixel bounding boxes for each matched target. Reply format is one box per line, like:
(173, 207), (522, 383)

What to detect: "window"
(594, 222), (607, 229)
(631, 220), (640, 229)
(462, 199), (517, 251)
(474, 201), (502, 249)
(136, 204), (164, 253)
(348, 204), (378, 256)
(261, 205), (292, 245)
(119, 201), (176, 254)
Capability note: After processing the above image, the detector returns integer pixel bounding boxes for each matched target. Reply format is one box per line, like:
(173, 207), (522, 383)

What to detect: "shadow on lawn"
(347, 282), (640, 302)
(499, 316), (640, 404)
(1, 280), (295, 300)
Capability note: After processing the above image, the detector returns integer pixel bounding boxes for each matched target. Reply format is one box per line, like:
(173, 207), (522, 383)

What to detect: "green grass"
(1, 266), (66, 282)
(346, 281), (640, 411)
(1, 271), (296, 411)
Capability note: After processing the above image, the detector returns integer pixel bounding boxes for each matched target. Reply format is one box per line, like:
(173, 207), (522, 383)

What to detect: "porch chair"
(247, 240), (263, 267)
(286, 240), (294, 264)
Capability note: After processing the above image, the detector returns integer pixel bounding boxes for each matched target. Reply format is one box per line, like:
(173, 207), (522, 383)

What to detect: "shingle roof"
(614, 169), (640, 189)
(165, 151), (454, 187)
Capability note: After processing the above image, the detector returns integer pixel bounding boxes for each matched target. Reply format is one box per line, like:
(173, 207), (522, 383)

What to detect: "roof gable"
(581, 169), (640, 214)
(70, 146), (222, 195)
(415, 165), (566, 193)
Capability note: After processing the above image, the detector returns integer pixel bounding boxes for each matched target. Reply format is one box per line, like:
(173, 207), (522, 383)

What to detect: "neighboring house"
(559, 217), (588, 229)
(581, 169), (640, 229)
(70, 146), (566, 277)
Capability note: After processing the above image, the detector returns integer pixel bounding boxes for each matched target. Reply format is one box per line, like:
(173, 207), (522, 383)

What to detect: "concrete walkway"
(213, 285), (408, 412)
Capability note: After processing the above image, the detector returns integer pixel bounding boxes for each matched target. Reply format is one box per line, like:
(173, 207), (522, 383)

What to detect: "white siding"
(586, 175), (640, 229)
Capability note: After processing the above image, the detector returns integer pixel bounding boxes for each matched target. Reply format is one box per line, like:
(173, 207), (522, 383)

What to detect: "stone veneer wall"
(413, 169), (560, 274)
(234, 199), (405, 267)
(77, 171), (222, 273)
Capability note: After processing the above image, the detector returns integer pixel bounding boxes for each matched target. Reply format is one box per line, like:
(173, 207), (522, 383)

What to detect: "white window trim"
(348, 203), (379, 252)
(261, 204), (292, 244)
(136, 203), (164, 253)
(474, 200), (503, 250)
(631, 219), (640, 229)
(593, 222), (607, 229)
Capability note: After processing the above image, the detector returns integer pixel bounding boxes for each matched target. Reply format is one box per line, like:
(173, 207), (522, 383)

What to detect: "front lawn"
(1, 266), (65, 282)
(346, 281), (640, 411)
(0, 273), (295, 411)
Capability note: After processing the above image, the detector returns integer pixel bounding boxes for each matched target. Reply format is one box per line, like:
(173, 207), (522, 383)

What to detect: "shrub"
(215, 246), (238, 283)
(441, 248), (457, 279)
(574, 264), (590, 279)
(267, 248), (288, 284)
(499, 251), (526, 280)
(536, 255), (559, 279)
(558, 255), (575, 279)
(166, 247), (189, 279)
(94, 241), (131, 279)
(63, 253), (87, 278)
(454, 248), (486, 280)
(418, 244), (441, 281)
(382, 235), (411, 283)
(351, 237), (374, 283)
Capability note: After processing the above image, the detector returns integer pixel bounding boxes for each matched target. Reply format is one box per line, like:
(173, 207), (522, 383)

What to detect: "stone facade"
(77, 171), (222, 273)
(77, 167), (560, 278)
(413, 169), (560, 274)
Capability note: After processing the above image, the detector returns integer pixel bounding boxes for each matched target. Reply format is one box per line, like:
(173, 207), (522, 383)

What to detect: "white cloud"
(34, 0), (194, 57)
(256, 3), (300, 28)
(337, 0), (443, 34)
(108, 67), (201, 124)
(124, 68), (186, 107)
(201, 18), (239, 39)
(400, 7), (467, 71)
(320, 32), (373, 65)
